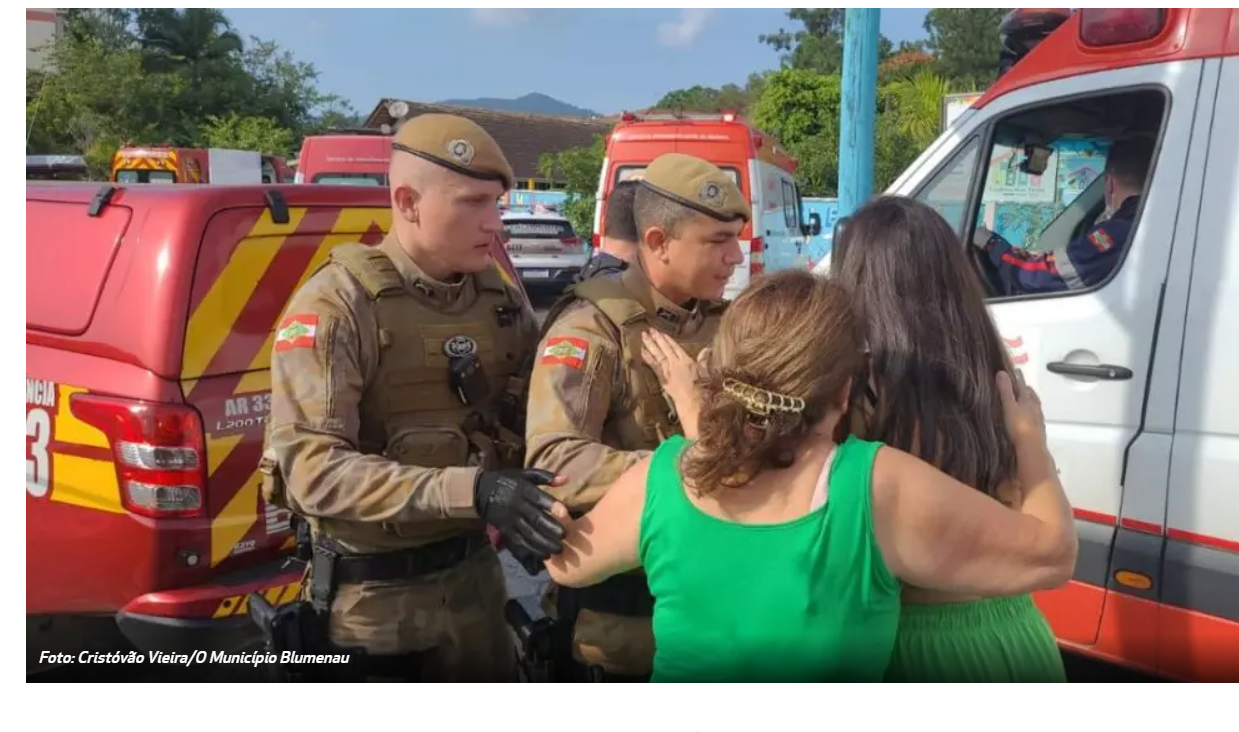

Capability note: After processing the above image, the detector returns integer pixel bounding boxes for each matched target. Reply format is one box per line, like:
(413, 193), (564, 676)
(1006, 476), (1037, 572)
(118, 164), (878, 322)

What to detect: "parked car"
(500, 205), (589, 293)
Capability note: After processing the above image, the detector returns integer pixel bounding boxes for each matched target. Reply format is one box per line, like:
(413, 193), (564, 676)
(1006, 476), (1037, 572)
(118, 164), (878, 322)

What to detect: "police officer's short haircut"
(1105, 137), (1155, 190)
(604, 180), (641, 244)
(633, 184), (697, 241)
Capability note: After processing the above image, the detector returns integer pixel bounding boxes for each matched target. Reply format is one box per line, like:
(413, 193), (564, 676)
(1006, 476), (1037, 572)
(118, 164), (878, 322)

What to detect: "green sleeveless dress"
(637, 434), (902, 682)
(885, 594), (1068, 682)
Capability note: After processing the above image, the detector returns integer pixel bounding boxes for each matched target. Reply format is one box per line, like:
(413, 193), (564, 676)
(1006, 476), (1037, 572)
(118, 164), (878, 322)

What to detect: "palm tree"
(883, 68), (953, 152)
(137, 8), (243, 93)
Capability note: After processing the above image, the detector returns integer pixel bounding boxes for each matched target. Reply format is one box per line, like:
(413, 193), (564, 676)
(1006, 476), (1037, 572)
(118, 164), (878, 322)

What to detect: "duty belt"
(567, 571), (654, 617)
(318, 532), (490, 585)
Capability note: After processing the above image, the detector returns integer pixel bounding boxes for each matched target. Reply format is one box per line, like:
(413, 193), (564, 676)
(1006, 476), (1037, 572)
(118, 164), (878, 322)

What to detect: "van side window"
(781, 180), (798, 230)
(918, 89), (1166, 301)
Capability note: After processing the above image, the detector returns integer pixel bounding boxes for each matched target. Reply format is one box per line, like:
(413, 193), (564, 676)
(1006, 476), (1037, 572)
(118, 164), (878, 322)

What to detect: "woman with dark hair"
(537, 269), (1076, 682)
(831, 195), (1068, 682)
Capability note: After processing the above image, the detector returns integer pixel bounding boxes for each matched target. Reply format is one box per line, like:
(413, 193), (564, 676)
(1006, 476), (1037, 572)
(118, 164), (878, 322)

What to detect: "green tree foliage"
(923, 8), (1010, 89)
(749, 69), (841, 196)
(26, 36), (185, 177)
(200, 113), (295, 156)
(27, 8), (354, 162)
(654, 84), (750, 114)
(537, 134), (606, 236)
(760, 9), (894, 75)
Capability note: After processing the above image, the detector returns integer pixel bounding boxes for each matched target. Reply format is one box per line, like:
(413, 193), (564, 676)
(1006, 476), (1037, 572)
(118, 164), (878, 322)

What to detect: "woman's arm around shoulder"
(868, 371), (1078, 597)
(870, 446), (1076, 596)
(543, 456), (652, 588)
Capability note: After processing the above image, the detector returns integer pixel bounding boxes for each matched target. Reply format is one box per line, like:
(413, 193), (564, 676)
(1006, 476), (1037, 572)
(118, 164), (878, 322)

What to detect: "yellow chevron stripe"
(181, 208), (308, 380)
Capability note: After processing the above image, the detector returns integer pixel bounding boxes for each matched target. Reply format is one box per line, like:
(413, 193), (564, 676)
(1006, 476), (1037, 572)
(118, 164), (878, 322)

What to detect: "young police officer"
(262, 114), (564, 682)
(523, 153), (750, 681)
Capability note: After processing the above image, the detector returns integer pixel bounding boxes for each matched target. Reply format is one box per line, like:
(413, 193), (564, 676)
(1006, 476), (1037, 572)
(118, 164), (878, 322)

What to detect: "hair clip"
(722, 378), (806, 418)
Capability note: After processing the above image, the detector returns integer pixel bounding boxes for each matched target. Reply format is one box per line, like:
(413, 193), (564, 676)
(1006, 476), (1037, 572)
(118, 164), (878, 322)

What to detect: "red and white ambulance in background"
(817, 8), (1239, 681)
(294, 128), (391, 187)
(593, 111), (818, 300)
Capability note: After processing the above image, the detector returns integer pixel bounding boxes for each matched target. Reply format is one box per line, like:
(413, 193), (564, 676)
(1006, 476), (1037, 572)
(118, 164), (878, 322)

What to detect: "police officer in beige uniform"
(523, 153), (749, 681)
(262, 114), (565, 682)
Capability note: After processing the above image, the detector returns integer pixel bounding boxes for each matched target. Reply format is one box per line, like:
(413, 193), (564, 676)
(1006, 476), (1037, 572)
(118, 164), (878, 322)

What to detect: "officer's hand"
(474, 469), (567, 560)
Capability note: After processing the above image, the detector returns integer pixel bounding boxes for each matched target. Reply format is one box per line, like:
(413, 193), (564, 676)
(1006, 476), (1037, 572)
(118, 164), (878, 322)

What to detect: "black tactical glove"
(474, 468), (565, 564)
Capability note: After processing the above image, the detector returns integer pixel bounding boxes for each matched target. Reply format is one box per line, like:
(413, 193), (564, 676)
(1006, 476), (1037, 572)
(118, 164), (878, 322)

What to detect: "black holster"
(248, 589), (333, 682)
(504, 595), (561, 682)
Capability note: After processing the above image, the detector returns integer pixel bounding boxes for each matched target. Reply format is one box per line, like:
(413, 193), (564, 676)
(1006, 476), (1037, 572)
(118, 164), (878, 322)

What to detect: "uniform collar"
(380, 233), (467, 304)
(1115, 195), (1140, 218)
(621, 258), (701, 336)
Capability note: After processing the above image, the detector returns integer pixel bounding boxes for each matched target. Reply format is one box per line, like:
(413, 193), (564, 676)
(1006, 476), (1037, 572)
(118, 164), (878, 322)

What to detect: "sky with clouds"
(226, 8), (930, 116)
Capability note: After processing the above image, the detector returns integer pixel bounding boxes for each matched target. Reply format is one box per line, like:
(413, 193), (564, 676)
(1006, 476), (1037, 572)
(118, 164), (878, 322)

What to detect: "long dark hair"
(831, 196), (1017, 499)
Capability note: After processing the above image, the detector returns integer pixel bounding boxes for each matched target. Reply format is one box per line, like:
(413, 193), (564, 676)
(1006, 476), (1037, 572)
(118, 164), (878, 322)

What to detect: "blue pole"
(838, 8), (881, 218)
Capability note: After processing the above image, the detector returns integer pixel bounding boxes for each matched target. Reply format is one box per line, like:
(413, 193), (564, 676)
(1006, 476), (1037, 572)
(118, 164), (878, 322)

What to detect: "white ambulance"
(816, 8), (1239, 681)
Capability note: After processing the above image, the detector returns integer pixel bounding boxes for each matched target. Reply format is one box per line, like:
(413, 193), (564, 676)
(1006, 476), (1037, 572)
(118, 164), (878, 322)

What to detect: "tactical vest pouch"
(465, 431), (499, 472)
(385, 425), (470, 470)
(259, 447), (289, 510)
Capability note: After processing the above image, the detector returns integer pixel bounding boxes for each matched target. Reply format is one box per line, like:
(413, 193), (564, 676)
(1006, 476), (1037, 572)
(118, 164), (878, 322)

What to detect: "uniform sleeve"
(984, 231), (1069, 295)
(523, 306), (650, 511)
(1062, 216), (1129, 289)
(268, 283), (479, 524)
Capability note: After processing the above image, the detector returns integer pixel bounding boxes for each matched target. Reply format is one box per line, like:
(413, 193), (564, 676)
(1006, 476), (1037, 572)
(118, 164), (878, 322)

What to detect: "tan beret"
(391, 113), (514, 190)
(639, 153), (750, 223)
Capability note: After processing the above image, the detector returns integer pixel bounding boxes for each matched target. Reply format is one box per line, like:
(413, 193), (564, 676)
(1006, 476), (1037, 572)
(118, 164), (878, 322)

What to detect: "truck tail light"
(70, 395), (206, 518)
(1079, 8), (1165, 46)
(749, 237), (765, 275)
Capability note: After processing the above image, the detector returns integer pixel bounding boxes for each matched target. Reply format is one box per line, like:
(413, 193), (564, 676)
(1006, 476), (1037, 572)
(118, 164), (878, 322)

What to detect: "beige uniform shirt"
(268, 235), (538, 536)
(524, 263), (722, 510)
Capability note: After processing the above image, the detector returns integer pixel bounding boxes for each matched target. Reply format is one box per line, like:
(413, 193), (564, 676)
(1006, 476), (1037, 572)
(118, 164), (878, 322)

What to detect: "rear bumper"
(116, 557), (304, 654)
(516, 265), (582, 286)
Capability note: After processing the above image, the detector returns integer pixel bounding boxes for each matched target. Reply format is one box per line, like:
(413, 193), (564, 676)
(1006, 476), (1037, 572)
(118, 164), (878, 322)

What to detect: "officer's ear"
(392, 183), (421, 224)
(644, 226), (671, 262)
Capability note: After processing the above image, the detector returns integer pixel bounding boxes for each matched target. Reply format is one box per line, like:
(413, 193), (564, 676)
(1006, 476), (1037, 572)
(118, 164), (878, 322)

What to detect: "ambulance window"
(913, 137), (981, 236)
(615, 165), (741, 188)
(312, 173), (386, 186)
(114, 169), (176, 184)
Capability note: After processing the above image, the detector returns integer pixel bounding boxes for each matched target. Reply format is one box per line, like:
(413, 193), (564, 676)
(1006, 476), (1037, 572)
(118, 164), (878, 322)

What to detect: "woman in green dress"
(539, 269), (1077, 682)
(831, 195), (1070, 683)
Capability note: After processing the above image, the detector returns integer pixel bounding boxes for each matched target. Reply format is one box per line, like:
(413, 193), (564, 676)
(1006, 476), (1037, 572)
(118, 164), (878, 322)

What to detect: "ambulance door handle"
(1047, 362), (1133, 380)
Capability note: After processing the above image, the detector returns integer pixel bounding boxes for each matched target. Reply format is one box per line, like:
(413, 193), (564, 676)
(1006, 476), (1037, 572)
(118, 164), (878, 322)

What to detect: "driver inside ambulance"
(972, 137), (1153, 297)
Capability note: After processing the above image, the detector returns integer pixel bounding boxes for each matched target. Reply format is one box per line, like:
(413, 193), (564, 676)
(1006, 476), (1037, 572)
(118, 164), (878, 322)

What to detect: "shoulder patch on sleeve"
(1088, 228), (1115, 252)
(275, 314), (319, 352)
(541, 336), (589, 369)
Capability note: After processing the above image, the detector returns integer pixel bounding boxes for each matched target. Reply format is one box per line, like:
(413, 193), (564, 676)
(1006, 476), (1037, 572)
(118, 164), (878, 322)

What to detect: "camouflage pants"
(328, 545), (516, 682)
(542, 585), (654, 678)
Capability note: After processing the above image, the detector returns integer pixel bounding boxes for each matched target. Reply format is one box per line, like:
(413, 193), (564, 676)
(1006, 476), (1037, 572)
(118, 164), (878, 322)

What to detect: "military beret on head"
(391, 113), (514, 190)
(639, 153), (750, 223)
